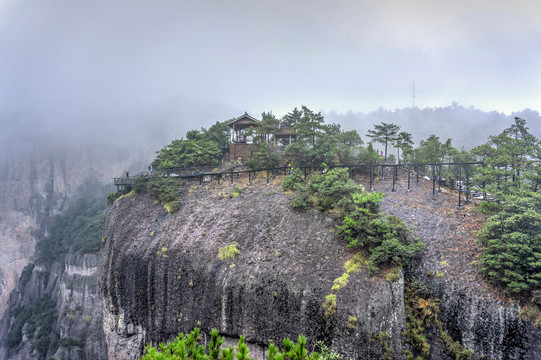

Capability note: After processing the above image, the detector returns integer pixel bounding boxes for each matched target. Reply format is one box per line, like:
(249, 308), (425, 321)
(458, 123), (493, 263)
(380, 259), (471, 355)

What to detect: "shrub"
(478, 192), (541, 295)
(345, 253), (364, 274)
(133, 176), (150, 193)
(473, 201), (501, 214)
(146, 177), (180, 204)
(323, 294), (337, 317)
(386, 268), (400, 282)
(290, 183), (314, 209)
(218, 243), (240, 261)
(282, 168), (304, 191)
(164, 201), (182, 213)
(347, 315), (358, 329)
(331, 273), (349, 292)
(106, 192), (121, 204)
(341, 210), (423, 274)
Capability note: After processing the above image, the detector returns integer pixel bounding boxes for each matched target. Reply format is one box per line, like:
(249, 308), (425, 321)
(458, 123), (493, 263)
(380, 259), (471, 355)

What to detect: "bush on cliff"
(290, 167), (360, 213)
(289, 167), (422, 273)
(478, 191), (541, 295)
(133, 176), (181, 212)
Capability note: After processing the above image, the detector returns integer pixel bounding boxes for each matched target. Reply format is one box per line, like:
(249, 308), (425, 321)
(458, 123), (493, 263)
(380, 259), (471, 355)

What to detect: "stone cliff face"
(0, 140), (148, 317)
(99, 177), (541, 360)
(99, 181), (407, 360)
(0, 252), (107, 360)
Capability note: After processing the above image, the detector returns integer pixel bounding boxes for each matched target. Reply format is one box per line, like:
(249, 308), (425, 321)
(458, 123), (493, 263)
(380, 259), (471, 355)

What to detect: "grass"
(385, 268), (400, 282)
(323, 294), (337, 317)
(331, 273), (350, 292)
(218, 243), (240, 261)
(345, 253), (364, 274)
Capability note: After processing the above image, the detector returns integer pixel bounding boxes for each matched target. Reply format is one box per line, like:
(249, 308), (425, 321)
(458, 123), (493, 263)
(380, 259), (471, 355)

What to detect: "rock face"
(0, 252), (107, 360)
(99, 177), (541, 360)
(0, 140), (149, 318)
(99, 181), (407, 360)
(377, 176), (541, 360)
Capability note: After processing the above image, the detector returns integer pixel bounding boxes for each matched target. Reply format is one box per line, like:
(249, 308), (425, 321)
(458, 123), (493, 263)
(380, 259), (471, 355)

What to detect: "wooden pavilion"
(228, 112), (261, 162)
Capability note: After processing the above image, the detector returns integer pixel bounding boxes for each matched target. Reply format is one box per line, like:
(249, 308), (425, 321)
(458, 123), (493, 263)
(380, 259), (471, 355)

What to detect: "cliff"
(99, 180), (407, 359)
(0, 139), (150, 317)
(99, 175), (541, 360)
(0, 252), (106, 359)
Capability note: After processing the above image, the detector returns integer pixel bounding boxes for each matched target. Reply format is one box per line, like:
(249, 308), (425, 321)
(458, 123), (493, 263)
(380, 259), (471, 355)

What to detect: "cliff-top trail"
(358, 172), (499, 301)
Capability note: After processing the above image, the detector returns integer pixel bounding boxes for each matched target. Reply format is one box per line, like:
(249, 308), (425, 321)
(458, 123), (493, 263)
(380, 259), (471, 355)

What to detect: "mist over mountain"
(326, 105), (541, 151)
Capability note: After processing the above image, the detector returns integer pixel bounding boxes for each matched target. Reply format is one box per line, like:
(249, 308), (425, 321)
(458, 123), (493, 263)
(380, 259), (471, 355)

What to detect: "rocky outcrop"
(99, 176), (541, 360)
(0, 140), (148, 318)
(0, 252), (107, 360)
(377, 176), (541, 360)
(99, 181), (408, 359)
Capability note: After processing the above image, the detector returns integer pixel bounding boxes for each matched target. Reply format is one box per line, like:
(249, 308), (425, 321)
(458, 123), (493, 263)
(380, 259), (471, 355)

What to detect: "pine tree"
(366, 122), (400, 161)
(392, 131), (414, 164)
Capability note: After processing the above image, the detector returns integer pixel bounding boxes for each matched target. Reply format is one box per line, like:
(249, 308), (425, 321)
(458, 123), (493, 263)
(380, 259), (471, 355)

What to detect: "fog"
(0, 0), (540, 156)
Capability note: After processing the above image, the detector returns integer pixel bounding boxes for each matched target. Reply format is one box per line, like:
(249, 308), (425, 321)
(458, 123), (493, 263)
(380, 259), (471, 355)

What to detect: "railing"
(114, 162), (485, 210)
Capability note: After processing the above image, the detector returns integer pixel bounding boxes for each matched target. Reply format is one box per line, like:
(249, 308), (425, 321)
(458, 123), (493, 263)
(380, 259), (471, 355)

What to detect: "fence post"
(266, 170), (270, 185)
(438, 164), (442, 192)
(248, 171), (251, 185)
(199, 174), (202, 186)
(407, 165), (411, 192)
(457, 163), (464, 209)
(230, 173), (234, 186)
(432, 165), (436, 200)
(369, 165), (373, 191)
(465, 166), (470, 202)
(392, 166), (396, 192)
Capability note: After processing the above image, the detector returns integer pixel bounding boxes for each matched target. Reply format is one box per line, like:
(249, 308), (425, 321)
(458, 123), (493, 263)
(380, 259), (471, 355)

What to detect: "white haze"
(0, 0), (540, 155)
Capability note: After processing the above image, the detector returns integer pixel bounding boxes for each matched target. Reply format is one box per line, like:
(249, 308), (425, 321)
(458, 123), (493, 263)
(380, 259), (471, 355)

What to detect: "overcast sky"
(0, 0), (540, 146)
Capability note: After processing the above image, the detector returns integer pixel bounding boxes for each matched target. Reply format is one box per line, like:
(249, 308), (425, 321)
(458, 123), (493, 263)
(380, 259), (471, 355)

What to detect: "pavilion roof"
(227, 112), (261, 127)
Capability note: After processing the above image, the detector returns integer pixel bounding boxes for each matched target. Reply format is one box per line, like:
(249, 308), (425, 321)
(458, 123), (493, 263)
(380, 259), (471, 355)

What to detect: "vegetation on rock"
(3, 297), (57, 356)
(139, 328), (340, 360)
(35, 197), (107, 264)
(133, 176), (182, 213)
(478, 191), (541, 294)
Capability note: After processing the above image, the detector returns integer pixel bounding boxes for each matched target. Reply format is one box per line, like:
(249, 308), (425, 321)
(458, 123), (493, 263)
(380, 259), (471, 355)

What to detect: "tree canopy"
(366, 122), (400, 160)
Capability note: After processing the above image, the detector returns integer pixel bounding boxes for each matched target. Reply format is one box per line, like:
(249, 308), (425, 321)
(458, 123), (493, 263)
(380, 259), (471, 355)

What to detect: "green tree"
(258, 111), (280, 144)
(392, 131), (414, 164)
(366, 122), (400, 161)
(282, 107), (303, 127)
(359, 143), (381, 164)
(152, 138), (222, 169)
(478, 191), (541, 294)
(416, 135), (453, 164)
(295, 106), (325, 146)
(472, 117), (538, 195)
(204, 120), (231, 154)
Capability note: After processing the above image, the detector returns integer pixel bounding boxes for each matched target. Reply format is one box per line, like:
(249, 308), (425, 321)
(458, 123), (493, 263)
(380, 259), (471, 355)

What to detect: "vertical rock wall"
(0, 252), (107, 360)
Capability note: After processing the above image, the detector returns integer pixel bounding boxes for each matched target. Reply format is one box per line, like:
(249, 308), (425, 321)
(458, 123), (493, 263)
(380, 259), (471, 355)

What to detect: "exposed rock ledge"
(99, 182), (407, 359)
(99, 178), (541, 359)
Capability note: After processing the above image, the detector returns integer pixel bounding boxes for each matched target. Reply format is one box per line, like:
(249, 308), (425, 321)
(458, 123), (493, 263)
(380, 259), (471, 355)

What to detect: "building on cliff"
(228, 112), (296, 162)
